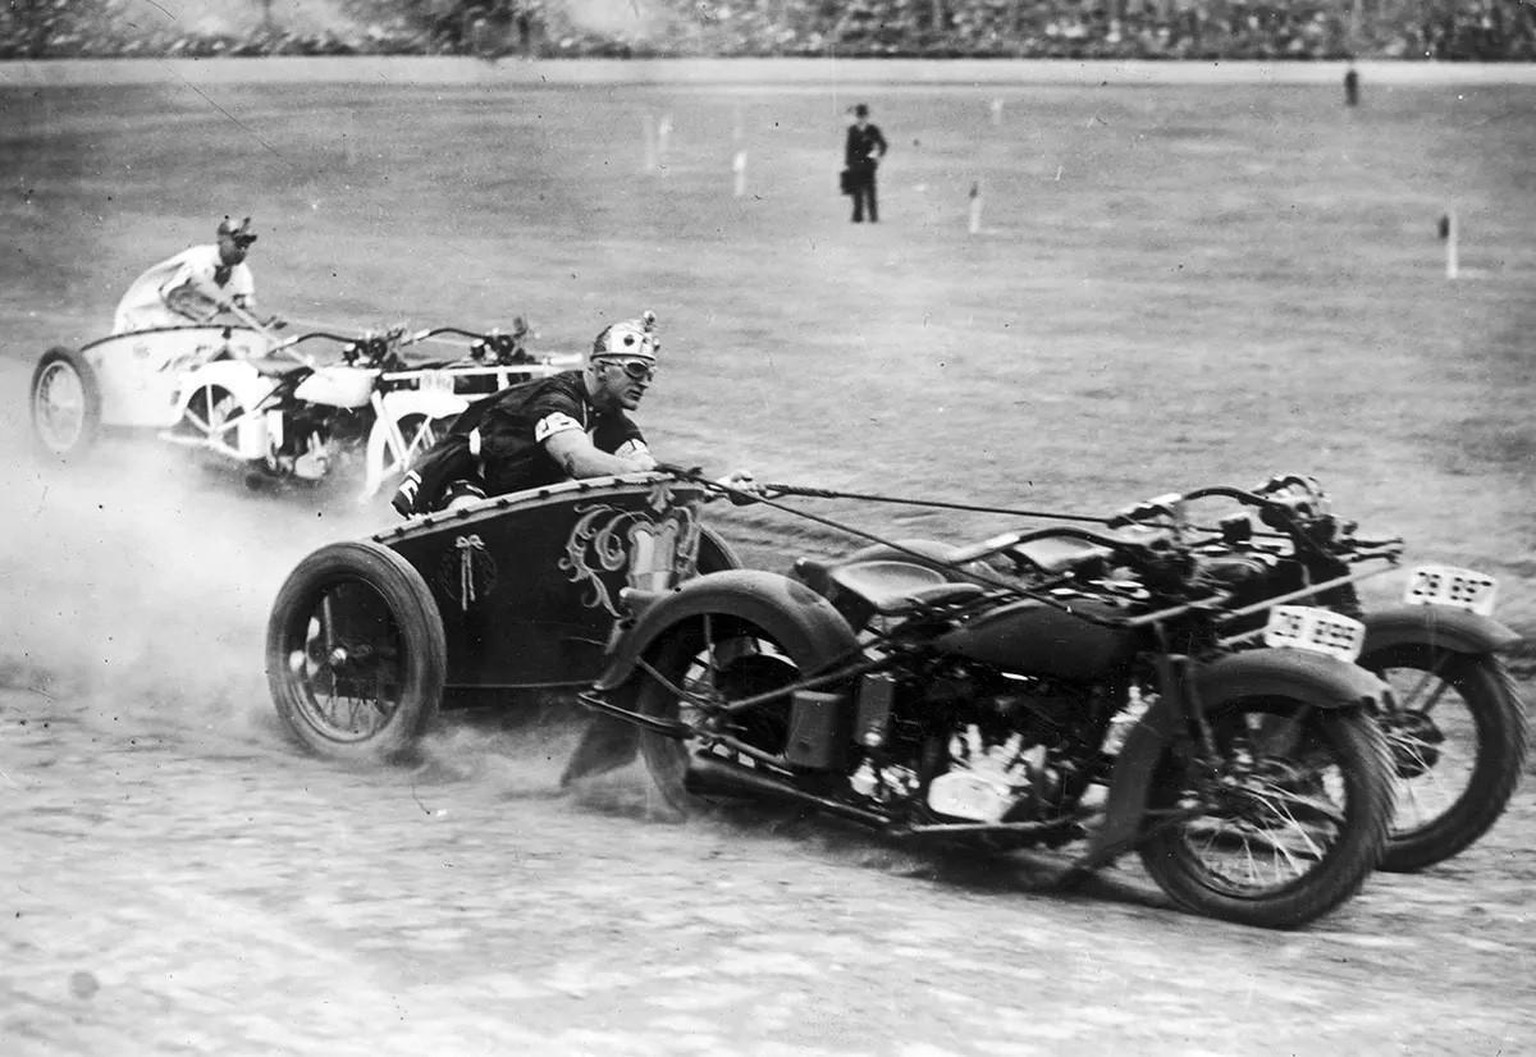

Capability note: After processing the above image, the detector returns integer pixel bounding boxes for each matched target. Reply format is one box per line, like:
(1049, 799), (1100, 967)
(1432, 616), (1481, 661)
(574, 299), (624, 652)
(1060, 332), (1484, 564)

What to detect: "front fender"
(380, 388), (470, 420)
(1363, 604), (1522, 657)
(1082, 648), (1388, 870)
(592, 569), (860, 693)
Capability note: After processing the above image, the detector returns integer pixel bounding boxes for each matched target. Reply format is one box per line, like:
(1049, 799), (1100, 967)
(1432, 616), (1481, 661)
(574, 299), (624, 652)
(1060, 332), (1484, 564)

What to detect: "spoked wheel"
(1138, 698), (1394, 929)
(30, 347), (102, 460)
(1361, 644), (1529, 872)
(635, 615), (804, 817)
(177, 383), (246, 457)
(266, 541), (446, 763)
(360, 411), (458, 501)
(390, 412), (453, 476)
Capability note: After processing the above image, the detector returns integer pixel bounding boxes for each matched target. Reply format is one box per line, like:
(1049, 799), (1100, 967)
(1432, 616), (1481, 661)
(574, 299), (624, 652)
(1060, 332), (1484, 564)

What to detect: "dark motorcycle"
(1106, 474), (1528, 872)
(578, 491), (1398, 929)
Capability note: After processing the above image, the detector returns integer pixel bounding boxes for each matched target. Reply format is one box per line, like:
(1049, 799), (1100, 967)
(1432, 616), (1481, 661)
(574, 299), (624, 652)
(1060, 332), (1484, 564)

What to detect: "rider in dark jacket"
(393, 313), (659, 516)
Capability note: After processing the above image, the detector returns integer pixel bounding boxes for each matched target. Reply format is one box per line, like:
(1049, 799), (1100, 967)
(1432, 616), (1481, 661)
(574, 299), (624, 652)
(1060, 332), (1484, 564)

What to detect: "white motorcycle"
(165, 319), (568, 499)
(31, 308), (566, 501)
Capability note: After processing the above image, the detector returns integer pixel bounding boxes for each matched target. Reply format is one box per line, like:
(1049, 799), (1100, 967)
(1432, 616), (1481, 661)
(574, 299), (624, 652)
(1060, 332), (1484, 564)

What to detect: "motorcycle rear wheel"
(1361, 645), (1529, 872)
(633, 612), (830, 818)
(1137, 699), (1393, 930)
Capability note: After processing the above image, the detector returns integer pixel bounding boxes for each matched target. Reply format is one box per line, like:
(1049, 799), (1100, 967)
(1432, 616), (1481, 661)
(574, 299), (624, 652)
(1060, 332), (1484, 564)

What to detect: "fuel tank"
(932, 598), (1138, 680)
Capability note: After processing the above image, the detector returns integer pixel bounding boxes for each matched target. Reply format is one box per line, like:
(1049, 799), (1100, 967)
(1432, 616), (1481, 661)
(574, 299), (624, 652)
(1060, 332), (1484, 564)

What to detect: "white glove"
(715, 469), (763, 505)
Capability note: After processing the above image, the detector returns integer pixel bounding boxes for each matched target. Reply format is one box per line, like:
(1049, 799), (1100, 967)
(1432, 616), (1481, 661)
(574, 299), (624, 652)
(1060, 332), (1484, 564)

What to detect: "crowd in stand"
(0, 0), (1531, 61)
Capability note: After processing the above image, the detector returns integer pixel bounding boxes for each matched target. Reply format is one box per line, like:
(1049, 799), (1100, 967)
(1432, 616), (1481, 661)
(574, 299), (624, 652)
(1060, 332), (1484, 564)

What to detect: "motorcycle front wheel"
(1360, 644), (1529, 872)
(1137, 699), (1394, 930)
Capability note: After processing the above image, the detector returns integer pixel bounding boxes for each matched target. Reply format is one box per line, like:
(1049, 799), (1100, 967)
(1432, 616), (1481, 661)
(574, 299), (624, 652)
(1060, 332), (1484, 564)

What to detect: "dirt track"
(2, 366), (1533, 1057)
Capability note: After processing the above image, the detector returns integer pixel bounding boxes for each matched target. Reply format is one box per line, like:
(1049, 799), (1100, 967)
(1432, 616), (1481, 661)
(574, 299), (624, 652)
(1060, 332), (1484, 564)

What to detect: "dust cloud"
(2, 402), (601, 796)
(5, 437), (367, 750)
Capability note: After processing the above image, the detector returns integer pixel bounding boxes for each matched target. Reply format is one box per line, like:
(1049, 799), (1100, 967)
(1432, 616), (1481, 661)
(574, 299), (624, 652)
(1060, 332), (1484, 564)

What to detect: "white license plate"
(418, 370), (456, 394)
(1262, 605), (1366, 663)
(1402, 565), (1497, 616)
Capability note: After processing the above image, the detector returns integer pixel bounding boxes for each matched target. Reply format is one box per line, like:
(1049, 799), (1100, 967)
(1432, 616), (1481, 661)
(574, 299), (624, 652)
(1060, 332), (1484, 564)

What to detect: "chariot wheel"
(266, 540), (446, 763)
(1361, 644), (1529, 872)
(30, 347), (102, 460)
(178, 383), (245, 457)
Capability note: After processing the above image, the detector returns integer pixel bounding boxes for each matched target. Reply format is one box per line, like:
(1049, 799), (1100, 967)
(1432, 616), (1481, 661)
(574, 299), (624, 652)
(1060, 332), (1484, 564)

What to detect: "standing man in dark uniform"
(844, 103), (888, 224)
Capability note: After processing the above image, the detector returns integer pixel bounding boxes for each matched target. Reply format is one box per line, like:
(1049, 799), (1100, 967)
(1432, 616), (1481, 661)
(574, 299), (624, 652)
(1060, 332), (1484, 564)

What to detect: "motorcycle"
(162, 319), (568, 499)
(1103, 474), (1528, 872)
(577, 474), (1398, 929)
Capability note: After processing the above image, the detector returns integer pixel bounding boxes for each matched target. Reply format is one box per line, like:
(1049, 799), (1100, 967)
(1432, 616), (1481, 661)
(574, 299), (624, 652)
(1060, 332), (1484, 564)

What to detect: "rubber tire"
(633, 608), (846, 818)
(266, 540), (446, 764)
(697, 525), (743, 574)
(1361, 644), (1530, 872)
(1138, 702), (1394, 930)
(30, 347), (102, 461)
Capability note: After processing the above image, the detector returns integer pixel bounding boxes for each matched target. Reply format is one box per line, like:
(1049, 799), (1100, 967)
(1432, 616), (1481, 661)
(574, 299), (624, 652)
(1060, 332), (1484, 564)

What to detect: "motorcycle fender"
(1086, 649), (1388, 866)
(380, 388), (469, 421)
(565, 570), (860, 787)
(176, 360), (276, 419)
(1363, 604), (1522, 657)
(591, 569), (860, 693)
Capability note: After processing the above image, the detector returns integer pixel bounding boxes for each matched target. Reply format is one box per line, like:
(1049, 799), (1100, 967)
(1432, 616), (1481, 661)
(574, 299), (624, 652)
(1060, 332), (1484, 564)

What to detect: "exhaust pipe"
(684, 754), (889, 828)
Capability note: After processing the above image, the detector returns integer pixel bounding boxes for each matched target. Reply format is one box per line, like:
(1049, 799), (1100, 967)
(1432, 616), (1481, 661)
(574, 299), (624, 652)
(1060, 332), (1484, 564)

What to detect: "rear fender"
(1083, 649), (1389, 868)
(1363, 604), (1522, 657)
(592, 569), (860, 693)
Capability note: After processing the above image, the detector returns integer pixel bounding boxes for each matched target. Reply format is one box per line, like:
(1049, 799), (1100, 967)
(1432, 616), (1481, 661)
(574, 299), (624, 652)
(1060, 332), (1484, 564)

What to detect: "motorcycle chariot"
(264, 471), (742, 761)
(28, 315), (572, 501)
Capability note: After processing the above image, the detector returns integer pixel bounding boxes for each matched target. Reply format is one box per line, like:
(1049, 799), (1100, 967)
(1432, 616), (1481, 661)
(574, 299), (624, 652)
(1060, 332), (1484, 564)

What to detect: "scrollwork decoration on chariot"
(559, 491), (702, 617)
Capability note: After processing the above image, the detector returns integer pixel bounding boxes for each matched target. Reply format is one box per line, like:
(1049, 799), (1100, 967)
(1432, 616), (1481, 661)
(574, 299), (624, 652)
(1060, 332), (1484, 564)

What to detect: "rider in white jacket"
(111, 216), (268, 334)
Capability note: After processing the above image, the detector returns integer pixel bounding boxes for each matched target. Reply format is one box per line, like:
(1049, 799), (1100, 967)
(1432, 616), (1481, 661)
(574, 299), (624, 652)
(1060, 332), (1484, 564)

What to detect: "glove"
(714, 469), (763, 506)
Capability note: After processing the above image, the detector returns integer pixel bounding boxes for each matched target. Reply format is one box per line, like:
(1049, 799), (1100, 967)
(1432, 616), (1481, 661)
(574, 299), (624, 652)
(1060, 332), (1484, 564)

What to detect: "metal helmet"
(591, 310), (658, 361)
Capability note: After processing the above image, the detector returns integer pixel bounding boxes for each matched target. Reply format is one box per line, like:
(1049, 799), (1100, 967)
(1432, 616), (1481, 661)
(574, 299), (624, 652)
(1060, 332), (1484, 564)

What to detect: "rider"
(392, 312), (663, 516)
(111, 216), (280, 334)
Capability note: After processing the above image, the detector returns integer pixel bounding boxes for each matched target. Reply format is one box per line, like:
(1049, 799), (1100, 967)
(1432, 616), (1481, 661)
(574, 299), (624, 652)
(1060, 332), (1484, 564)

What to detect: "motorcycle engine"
(855, 666), (1101, 824)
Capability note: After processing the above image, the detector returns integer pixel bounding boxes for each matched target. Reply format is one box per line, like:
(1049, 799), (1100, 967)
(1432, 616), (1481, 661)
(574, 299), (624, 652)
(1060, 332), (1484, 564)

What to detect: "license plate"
(1262, 605), (1366, 663)
(1402, 565), (1497, 616)
(421, 370), (458, 394)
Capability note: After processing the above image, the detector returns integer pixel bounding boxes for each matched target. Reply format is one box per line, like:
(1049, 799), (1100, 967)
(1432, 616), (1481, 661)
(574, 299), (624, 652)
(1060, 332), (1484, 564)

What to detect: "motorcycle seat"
(246, 355), (310, 378)
(1010, 537), (1114, 575)
(820, 559), (986, 616)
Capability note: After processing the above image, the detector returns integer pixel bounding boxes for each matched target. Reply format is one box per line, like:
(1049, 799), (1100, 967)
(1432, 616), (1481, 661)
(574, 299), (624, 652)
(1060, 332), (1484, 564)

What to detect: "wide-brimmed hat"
(216, 215), (257, 244)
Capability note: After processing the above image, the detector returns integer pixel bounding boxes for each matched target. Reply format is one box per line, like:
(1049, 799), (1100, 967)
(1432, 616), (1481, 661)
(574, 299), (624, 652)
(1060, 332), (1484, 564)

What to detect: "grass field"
(3, 68), (1534, 634)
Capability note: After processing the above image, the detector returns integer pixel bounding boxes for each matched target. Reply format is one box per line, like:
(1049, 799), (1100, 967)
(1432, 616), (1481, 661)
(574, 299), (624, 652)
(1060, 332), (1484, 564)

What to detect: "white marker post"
(1445, 209), (1460, 280)
(733, 150), (747, 197)
(642, 113), (657, 172)
(657, 112), (673, 167)
(968, 180), (983, 235)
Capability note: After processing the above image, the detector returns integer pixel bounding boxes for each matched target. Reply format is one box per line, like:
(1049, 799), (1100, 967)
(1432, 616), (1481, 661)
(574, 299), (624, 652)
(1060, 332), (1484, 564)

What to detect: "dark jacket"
(845, 122), (888, 170)
(392, 370), (643, 516)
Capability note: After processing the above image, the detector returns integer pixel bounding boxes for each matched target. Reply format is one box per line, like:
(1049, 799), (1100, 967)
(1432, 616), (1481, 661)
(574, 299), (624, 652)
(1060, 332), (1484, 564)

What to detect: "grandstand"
(0, 0), (1531, 61)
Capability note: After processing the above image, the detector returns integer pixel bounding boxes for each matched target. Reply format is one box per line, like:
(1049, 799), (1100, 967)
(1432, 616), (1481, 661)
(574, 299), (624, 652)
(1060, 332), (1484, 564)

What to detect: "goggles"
(598, 358), (657, 382)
